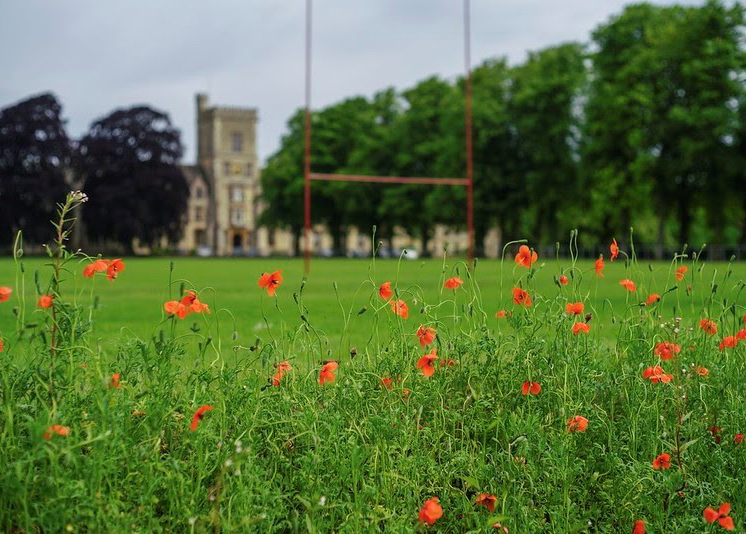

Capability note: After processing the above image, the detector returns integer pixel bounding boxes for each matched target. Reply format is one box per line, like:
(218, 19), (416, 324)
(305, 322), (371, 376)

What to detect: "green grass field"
(3, 255), (745, 355)
(3, 252), (746, 531)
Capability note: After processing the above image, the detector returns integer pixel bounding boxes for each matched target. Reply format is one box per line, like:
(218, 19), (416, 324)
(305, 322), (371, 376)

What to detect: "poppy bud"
(350, 347), (357, 358)
(585, 313), (592, 323)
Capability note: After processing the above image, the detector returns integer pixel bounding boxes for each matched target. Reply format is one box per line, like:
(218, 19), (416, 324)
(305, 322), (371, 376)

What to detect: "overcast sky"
(0, 0), (702, 164)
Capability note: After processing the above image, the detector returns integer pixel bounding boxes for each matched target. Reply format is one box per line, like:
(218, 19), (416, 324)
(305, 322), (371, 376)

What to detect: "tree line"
(261, 1), (746, 258)
(2, 1), (745, 258)
(0, 95), (188, 252)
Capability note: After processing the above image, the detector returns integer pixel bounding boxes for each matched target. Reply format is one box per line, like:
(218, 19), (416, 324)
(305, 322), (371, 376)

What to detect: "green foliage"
(583, 1), (746, 254)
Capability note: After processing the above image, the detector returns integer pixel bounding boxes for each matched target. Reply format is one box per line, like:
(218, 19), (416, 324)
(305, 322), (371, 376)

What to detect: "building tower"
(195, 93), (260, 255)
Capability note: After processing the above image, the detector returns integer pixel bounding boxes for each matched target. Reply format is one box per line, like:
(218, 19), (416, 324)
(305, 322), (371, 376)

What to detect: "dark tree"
(0, 93), (71, 247)
(76, 106), (189, 251)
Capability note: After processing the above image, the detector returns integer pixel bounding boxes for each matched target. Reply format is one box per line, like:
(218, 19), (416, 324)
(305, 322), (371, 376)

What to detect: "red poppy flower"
(610, 238), (619, 261)
(416, 325), (436, 347)
(106, 259), (125, 281)
(515, 245), (538, 268)
(37, 295), (53, 309)
(444, 277), (464, 289)
(379, 281), (393, 300)
(645, 294), (660, 306)
(164, 300), (188, 319)
(495, 310), (507, 319)
(417, 348), (438, 378)
(642, 366), (673, 383)
(272, 361), (292, 386)
(652, 452), (671, 470)
(567, 415), (588, 433)
(566, 301), (584, 315)
(258, 271), (282, 296)
(696, 365), (709, 377)
(190, 405), (213, 431)
(595, 255), (605, 277)
(381, 376), (393, 390)
(719, 336), (738, 350)
(180, 290), (210, 314)
(676, 266), (688, 282)
(559, 275), (569, 286)
(699, 319), (717, 335)
(318, 361), (338, 385)
(439, 358), (457, 367)
(710, 425), (723, 443)
(43, 424), (70, 440)
(0, 338), (4, 352)
(703, 503), (734, 530)
(418, 497), (443, 526)
(512, 288), (532, 306)
(0, 286), (11, 302)
(475, 493), (497, 512)
(83, 259), (109, 278)
(110, 373), (121, 388)
(390, 299), (409, 319)
(735, 433), (744, 445)
(633, 519), (646, 534)
(654, 342), (680, 361)
(521, 381), (541, 395)
(573, 322), (590, 335)
(737, 328), (746, 341)
(619, 279), (636, 292)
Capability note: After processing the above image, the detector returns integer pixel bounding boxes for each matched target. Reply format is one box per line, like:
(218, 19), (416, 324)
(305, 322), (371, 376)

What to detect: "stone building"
(178, 93), (292, 255)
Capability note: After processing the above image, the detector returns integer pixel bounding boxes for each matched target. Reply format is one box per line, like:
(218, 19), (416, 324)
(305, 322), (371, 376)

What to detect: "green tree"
(259, 110), (306, 255)
(380, 76), (453, 256)
(583, 4), (659, 247)
(509, 43), (587, 246)
(312, 96), (379, 256)
(436, 59), (522, 256)
(584, 1), (745, 254)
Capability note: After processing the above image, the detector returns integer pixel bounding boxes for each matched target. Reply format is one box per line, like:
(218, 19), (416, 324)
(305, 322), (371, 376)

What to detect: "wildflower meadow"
(1, 193), (746, 532)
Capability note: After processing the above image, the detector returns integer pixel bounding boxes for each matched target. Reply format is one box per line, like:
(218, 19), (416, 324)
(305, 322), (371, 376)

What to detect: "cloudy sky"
(0, 0), (701, 164)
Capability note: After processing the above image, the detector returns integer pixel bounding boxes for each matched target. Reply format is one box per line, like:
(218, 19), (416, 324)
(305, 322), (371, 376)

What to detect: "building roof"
(179, 164), (210, 194)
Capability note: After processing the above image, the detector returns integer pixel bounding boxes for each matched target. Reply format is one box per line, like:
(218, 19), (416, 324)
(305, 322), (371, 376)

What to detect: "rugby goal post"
(302, 0), (474, 272)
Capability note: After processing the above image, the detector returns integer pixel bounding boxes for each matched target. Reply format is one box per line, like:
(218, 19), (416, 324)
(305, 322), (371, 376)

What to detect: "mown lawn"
(2, 255), (744, 356)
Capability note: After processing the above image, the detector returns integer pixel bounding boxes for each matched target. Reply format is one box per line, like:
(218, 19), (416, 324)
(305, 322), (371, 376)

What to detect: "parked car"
(196, 246), (212, 257)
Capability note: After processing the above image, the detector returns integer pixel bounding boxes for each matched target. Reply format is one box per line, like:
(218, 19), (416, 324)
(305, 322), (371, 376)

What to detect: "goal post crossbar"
(310, 173), (469, 186)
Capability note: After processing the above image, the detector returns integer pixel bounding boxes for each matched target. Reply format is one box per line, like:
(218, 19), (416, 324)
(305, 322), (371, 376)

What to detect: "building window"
(230, 186), (244, 202)
(230, 208), (245, 225)
(231, 132), (243, 153)
(194, 207), (204, 222)
(246, 163), (253, 176)
(223, 162), (230, 175)
(268, 229), (275, 246)
(195, 229), (207, 246)
(195, 185), (204, 199)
